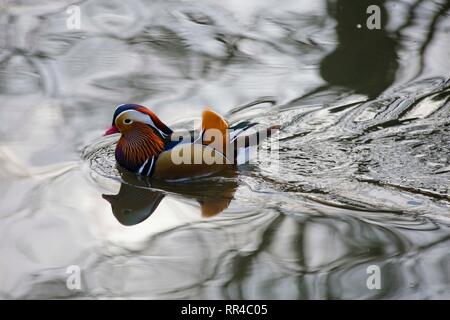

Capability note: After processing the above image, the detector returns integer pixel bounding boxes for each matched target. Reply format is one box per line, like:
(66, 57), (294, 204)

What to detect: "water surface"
(1, 0), (449, 299)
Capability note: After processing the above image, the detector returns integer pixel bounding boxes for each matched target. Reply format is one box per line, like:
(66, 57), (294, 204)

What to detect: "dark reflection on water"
(102, 184), (165, 226)
(320, 0), (398, 98)
(103, 168), (238, 225)
(1, 0), (450, 299)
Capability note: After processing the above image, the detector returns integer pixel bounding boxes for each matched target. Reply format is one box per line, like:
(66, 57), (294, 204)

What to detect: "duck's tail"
(231, 125), (280, 164)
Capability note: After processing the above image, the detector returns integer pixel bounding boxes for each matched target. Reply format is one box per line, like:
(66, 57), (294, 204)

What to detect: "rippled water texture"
(1, 0), (450, 299)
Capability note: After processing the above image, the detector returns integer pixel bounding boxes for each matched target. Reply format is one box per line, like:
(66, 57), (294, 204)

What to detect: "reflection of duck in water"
(102, 183), (164, 226)
(103, 104), (279, 180)
(102, 168), (238, 226)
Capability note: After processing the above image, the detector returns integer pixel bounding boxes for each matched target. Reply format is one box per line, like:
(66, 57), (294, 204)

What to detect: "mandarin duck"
(104, 104), (279, 180)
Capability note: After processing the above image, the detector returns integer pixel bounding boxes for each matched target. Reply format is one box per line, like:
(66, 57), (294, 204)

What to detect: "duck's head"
(104, 104), (172, 137)
(104, 104), (173, 172)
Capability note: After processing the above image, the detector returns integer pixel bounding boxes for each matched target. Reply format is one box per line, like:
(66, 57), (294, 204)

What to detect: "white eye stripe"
(146, 117), (167, 137)
(147, 117), (155, 127)
(115, 110), (149, 126)
(116, 110), (136, 121)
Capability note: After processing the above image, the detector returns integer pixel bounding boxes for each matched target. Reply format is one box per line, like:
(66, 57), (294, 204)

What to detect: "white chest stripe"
(146, 157), (155, 176)
(138, 157), (156, 176)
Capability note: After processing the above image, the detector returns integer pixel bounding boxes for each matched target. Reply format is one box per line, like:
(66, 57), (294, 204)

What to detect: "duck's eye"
(124, 119), (133, 124)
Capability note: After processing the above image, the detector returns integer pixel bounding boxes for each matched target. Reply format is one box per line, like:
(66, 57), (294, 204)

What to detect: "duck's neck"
(115, 126), (166, 172)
